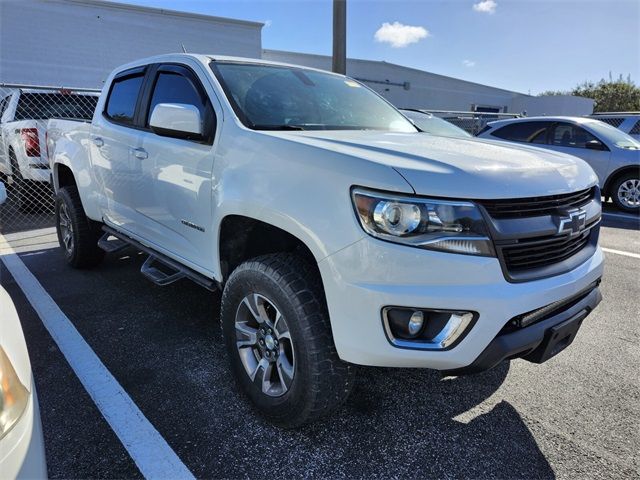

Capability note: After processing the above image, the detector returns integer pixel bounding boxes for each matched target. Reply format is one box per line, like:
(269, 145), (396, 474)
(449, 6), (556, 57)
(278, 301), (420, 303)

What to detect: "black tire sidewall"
(221, 264), (316, 422)
(612, 172), (640, 213)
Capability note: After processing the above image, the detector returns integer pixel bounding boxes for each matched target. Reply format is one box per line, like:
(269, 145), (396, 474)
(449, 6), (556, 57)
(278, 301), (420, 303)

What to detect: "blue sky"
(116, 0), (639, 95)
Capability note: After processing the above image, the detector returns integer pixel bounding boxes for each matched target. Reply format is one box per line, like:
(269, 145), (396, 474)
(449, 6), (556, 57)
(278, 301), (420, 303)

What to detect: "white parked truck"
(0, 88), (98, 210)
(48, 54), (603, 427)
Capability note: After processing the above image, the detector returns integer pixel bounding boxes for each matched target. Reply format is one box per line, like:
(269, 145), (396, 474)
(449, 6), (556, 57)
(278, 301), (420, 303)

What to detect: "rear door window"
(491, 121), (552, 144)
(105, 71), (145, 126)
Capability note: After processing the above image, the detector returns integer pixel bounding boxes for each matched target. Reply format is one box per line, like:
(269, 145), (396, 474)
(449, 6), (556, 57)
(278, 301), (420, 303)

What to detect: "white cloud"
(264, 19), (272, 28)
(473, 0), (497, 14)
(374, 21), (429, 48)
(463, 59), (476, 67)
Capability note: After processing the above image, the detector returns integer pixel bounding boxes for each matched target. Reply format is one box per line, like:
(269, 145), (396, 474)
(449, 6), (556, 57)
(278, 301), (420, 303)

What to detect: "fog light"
(382, 307), (476, 350)
(408, 311), (424, 336)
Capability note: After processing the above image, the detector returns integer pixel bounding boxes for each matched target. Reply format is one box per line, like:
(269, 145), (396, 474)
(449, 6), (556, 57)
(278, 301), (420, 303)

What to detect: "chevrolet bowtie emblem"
(558, 210), (587, 236)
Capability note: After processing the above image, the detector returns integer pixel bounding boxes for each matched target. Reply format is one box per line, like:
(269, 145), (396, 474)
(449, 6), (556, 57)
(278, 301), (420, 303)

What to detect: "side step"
(141, 255), (185, 286)
(100, 225), (219, 291)
(97, 233), (129, 254)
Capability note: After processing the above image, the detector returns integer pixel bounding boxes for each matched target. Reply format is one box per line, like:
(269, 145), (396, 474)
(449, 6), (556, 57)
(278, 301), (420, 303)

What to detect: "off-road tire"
(55, 186), (105, 268)
(610, 171), (640, 213)
(221, 253), (356, 428)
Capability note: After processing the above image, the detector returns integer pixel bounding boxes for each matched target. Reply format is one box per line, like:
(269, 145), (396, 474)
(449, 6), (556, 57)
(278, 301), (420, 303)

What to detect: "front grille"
(500, 221), (596, 272)
(478, 187), (595, 219)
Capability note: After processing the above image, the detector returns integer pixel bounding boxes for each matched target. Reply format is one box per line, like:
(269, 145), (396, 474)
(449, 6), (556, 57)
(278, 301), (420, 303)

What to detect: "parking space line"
(602, 247), (640, 259)
(0, 236), (195, 480)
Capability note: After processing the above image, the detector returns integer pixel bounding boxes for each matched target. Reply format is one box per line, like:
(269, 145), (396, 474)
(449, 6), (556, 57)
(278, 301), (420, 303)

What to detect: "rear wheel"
(55, 186), (105, 268)
(221, 253), (355, 428)
(611, 171), (640, 213)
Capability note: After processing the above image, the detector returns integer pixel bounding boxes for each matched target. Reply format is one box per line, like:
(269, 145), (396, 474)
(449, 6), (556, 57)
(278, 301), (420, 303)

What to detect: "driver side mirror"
(149, 103), (203, 141)
(585, 139), (606, 151)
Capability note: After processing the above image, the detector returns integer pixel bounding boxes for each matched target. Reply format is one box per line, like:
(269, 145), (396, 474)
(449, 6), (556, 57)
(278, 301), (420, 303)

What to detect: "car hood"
(268, 130), (598, 199)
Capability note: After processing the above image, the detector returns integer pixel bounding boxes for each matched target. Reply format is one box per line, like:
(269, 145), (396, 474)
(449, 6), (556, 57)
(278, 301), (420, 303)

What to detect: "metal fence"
(0, 83), (100, 235)
(424, 110), (524, 135)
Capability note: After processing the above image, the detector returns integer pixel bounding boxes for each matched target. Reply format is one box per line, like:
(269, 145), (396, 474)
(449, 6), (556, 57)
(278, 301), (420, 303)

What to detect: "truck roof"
(112, 53), (345, 79)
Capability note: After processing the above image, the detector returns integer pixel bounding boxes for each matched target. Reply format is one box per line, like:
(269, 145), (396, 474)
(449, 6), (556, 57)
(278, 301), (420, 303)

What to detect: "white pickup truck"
(48, 54), (603, 427)
(0, 88), (97, 210)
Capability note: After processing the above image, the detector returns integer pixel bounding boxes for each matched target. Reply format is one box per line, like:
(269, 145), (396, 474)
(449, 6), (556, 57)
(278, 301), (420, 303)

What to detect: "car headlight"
(352, 188), (495, 256)
(0, 346), (30, 439)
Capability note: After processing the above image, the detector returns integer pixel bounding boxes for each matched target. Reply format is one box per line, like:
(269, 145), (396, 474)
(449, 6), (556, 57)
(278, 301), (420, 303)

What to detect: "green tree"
(539, 75), (640, 112)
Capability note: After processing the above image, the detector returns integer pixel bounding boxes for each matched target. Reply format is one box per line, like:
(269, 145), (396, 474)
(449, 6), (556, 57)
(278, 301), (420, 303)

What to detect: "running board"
(101, 225), (219, 291)
(141, 255), (185, 286)
(97, 233), (129, 254)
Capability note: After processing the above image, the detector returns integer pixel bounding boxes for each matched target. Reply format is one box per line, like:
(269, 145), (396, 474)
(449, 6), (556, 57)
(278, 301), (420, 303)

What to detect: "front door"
(133, 64), (218, 271)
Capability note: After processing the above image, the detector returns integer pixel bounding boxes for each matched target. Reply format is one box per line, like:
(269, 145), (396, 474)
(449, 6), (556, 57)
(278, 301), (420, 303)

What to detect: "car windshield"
(401, 110), (471, 138)
(586, 120), (640, 149)
(211, 62), (417, 132)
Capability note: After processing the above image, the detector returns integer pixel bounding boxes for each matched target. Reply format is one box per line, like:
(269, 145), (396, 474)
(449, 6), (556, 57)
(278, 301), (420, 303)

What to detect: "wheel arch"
(218, 215), (319, 284)
(603, 165), (640, 198)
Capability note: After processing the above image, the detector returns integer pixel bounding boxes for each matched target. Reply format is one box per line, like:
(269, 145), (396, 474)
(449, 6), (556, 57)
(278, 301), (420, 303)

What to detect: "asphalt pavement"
(0, 210), (638, 479)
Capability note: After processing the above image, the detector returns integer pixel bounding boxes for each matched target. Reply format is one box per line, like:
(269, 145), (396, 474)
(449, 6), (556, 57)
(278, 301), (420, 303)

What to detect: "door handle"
(131, 147), (148, 160)
(92, 137), (104, 147)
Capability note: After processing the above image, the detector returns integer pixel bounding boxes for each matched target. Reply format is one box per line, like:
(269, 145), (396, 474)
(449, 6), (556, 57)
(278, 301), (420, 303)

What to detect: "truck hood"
(267, 130), (598, 199)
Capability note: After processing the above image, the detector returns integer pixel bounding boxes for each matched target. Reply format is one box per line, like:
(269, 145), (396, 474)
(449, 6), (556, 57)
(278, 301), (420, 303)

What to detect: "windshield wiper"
(252, 124), (305, 131)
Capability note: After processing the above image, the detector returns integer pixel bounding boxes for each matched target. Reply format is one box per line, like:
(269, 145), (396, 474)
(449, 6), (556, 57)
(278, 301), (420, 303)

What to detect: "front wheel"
(220, 253), (356, 428)
(611, 172), (640, 213)
(55, 186), (105, 268)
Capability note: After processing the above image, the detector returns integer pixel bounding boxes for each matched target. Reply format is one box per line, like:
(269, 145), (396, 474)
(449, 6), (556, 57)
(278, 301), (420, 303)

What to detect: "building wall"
(263, 49), (594, 116)
(0, 0), (263, 88)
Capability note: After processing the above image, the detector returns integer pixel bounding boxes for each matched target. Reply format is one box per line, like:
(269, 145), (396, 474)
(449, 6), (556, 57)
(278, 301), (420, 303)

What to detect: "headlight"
(0, 346), (30, 439)
(352, 188), (495, 256)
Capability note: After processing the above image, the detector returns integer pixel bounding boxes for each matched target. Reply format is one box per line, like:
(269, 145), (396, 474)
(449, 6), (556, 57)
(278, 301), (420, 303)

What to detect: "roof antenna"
(181, 43), (187, 53)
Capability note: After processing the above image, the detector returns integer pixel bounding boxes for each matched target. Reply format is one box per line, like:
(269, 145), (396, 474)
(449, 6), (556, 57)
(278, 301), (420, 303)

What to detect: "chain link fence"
(0, 84), (100, 235)
(423, 110), (524, 135)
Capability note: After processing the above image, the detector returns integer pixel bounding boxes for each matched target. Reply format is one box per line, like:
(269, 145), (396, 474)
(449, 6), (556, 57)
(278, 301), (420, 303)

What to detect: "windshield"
(211, 62), (417, 132)
(586, 120), (640, 149)
(401, 110), (471, 138)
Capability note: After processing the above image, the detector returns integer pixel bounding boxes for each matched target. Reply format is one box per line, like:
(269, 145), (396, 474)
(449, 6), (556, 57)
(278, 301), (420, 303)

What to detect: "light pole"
(332, 0), (346, 74)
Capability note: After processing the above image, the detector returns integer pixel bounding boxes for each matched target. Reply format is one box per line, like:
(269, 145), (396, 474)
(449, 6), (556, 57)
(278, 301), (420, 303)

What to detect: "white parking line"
(602, 247), (640, 259)
(0, 237), (195, 480)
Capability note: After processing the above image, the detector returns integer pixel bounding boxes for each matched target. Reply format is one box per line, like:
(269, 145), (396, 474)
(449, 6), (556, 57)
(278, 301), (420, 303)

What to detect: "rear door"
(133, 63), (218, 270)
(545, 122), (611, 185)
(90, 66), (147, 231)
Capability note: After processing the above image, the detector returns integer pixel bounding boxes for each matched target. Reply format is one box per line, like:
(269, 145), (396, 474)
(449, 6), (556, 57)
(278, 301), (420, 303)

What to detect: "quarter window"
(550, 123), (597, 149)
(491, 122), (552, 144)
(105, 73), (144, 126)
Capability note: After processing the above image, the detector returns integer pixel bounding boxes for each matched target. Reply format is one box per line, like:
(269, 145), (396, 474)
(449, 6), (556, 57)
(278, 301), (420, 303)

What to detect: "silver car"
(478, 116), (640, 212)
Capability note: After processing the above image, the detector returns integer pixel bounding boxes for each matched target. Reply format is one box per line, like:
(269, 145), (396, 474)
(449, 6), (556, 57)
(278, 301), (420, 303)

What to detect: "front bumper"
(318, 236), (604, 370)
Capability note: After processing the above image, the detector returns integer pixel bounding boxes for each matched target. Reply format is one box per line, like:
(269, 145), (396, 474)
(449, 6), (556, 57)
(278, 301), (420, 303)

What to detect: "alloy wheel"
(58, 203), (74, 255)
(234, 293), (295, 397)
(617, 178), (640, 209)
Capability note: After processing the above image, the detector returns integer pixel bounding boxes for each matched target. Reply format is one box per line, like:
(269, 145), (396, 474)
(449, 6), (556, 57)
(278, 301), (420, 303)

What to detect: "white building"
(0, 0), (592, 115)
(0, 0), (263, 88)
